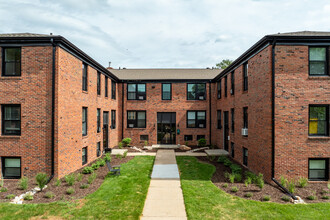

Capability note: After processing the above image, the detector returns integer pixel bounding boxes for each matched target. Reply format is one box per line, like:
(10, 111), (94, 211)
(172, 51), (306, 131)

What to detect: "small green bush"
(263, 195), (271, 201)
(82, 166), (94, 174)
(118, 142), (123, 149)
(36, 173), (48, 191)
(5, 194), (15, 199)
(223, 183), (228, 188)
(18, 177), (28, 190)
(122, 138), (132, 147)
(184, 141), (188, 146)
(297, 177), (308, 188)
(197, 138), (207, 147)
(245, 171), (257, 183)
(80, 184), (89, 189)
(321, 189), (329, 195)
(244, 177), (252, 187)
(223, 158), (232, 167)
(23, 194), (33, 201)
(321, 195), (329, 200)
(97, 158), (105, 167)
(123, 151), (128, 158)
(76, 173), (83, 182)
(234, 173), (242, 182)
(231, 186), (239, 192)
(288, 179), (295, 194)
(280, 176), (288, 188)
(256, 173), (264, 189)
(144, 140), (148, 146)
(55, 179), (61, 187)
(245, 192), (253, 198)
(281, 195), (291, 202)
(44, 191), (54, 199)
(307, 195), (316, 200)
(0, 187), (8, 192)
(230, 164), (242, 174)
(327, 181), (330, 189)
(88, 172), (97, 184)
(66, 187), (75, 195)
(65, 174), (76, 186)
(225, 172), (235, 183)
(104, 153), (111, 162)
(217, 156), (227, 163)
(0, 178), (3, 187)
(91, 163), (100, 170)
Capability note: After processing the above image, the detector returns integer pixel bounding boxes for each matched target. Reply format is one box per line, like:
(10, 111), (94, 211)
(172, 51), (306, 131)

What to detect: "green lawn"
(177, 156), (330, 220)
(0, 156), (154, 220)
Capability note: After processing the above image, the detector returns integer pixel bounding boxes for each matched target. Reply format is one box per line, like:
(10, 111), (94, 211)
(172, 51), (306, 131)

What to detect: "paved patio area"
(141, 149), (187, 220)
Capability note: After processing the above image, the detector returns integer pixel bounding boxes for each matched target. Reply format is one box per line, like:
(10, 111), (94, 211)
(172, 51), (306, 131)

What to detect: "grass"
(0, 156), (154, 220)
(177, 156), (330, 220)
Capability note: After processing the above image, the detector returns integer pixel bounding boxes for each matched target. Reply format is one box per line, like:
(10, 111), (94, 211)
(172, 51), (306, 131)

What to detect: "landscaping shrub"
(230, 164), (242, 174)
(123, 151), (128, 158)
(88, 172), (97, 184)
(118, 142), (123, 149)
(23, 193), (33, 201)
(245, 171), (257, 183)
(144, 141), (148, 146)
(0, 177), (3, 187)
(44, 192), (55, 199)
(0, 187), (8, 192)
(288, 179), (295, 194)
(66, 187), (75, 195)
(55, 178), (61, 187)
(76, 173), (83, 182)
(256, 173), (264, 189)
(36, 173), (48, 191)
(65, 174), (76, 186)
(225, 172), (235, 183)
(321, 189), (329, 195)
(91, 163), (100, 170)
(297, 177), (308, 188)
(280, 176), (288, 188)
(231, 186), (239, 192)
(217, 156), (227, 163)
(222, 183), (228, 188)
(328, 181), (330, 189)
(208, 155), (216, 162)
(82, 166), (94, 174)
(122, 138), (132, 147)
(223, 158), (232, 167)
(184, 141), (188, 146)
(321, 195), (329, 200)
(234, 173), (242, 182)
(244, 177), (252, 187)
(263, 195), (271, 201)
(245, 192), (253, 198)
(80, 183), (89, 189)
(307, 195), (316, 200)
(115, 154), (121, 159)
(104, 153), (111, 162)
(18, 177), (28, 190)
(5, 194), (15, 199)
(281, 195), (291, 202)
(197, 138), (206, 147)
(97, 158), (105, 167)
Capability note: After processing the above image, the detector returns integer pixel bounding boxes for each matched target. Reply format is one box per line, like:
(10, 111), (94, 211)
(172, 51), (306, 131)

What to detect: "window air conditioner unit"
(241, 128), (248, 136)
(199, 96), (204, 100)
(139, 96), (144, 100)
(129, 124), (134, 128)
(230, 89), (233, 94)
(199, 124), (204, 128)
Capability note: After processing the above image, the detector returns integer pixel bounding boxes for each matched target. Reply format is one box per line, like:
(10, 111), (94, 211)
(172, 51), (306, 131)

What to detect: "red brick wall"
(0, 46), (53, 178)
(212, 45), (273, 180)
(123, 82), (211, 146)
(55, 47), (121, 178)
(274, 45), (330, 180)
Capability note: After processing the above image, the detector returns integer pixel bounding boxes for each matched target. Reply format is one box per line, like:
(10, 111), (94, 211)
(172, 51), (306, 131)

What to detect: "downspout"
(121, 82), (124, 140)
(209, 81), (212, 145)
(48, 38), (56, 183)
(271, 39), (276, 179)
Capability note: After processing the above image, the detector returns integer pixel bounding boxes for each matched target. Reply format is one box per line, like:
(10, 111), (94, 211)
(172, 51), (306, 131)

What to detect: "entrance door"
(224, 111), (229, 151)
(157, 113), (176, 144)
(103, 111), (109, 149)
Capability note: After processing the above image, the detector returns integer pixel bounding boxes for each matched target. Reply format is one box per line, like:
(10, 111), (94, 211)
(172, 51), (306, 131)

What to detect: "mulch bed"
(0, 156), (134, 204)
(197, 157), (330, 204)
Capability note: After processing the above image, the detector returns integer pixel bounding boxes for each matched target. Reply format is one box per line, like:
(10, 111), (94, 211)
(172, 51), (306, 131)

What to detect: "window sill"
(0, 135), (20, 139)
(308, 136), (330, 140)
(308, 75), (330, 80)
(126, 127), (146, 129)
(0, 77), (22, 80)
(127, 99), (146, 101)
(82, 135), (88, 139)
(82, 91), (88, 94)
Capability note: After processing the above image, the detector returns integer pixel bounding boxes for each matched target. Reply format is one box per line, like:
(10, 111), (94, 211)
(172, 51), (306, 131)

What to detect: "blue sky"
(1, 0), (330, 68)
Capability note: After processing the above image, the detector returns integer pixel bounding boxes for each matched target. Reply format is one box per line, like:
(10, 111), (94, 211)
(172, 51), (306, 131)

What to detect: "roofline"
(212, 34), (330, 82)
(0, 35), (119, 82)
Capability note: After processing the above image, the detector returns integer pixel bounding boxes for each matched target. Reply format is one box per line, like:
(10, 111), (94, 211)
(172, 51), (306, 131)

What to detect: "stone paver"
(175, 152), (207, 156)
(205, 149), (229, 156)
(127, 152), (157, 156)
(110, 149), (128, 156)
(141, 150), (187, 220)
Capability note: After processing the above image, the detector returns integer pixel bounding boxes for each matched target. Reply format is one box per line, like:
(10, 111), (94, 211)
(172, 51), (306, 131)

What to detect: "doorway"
(157, 112), (176, 144)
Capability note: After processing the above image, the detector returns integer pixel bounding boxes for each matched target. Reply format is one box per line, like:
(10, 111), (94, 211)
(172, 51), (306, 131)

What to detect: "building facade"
(0, 32), (329, 182)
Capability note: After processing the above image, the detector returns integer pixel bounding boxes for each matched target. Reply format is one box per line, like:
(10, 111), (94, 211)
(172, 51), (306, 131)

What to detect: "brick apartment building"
(0, 31), (329, 182)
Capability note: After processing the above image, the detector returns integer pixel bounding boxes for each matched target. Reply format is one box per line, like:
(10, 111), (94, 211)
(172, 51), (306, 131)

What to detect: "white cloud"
(1, 0), (330, 68)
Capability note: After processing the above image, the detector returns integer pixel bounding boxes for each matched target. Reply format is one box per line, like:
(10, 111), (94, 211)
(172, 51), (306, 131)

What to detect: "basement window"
(243, 147), (248, 166)
(82, 147), (88, 165)
(184, 135), (193, 141)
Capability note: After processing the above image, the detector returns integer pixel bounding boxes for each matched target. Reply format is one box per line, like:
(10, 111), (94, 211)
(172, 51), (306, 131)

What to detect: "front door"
(157, 112), (176, 144)
(224, 111), (229, 151)
(103, 111), (109, 149)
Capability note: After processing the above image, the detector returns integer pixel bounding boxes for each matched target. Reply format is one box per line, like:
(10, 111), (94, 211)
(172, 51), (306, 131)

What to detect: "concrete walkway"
(141, 149), (187, 220)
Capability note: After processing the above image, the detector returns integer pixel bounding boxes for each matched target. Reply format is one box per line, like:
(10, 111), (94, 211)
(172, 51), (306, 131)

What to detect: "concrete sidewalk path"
(141, 150), (187, 220)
